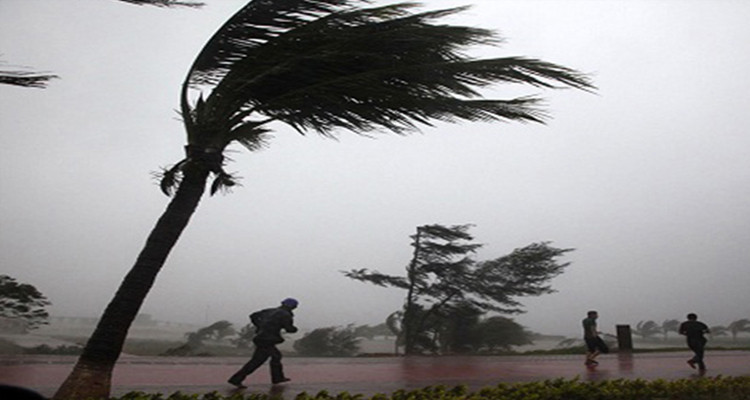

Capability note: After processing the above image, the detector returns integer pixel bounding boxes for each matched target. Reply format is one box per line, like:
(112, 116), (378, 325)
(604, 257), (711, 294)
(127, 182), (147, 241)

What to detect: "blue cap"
(281, 298), (298, 308)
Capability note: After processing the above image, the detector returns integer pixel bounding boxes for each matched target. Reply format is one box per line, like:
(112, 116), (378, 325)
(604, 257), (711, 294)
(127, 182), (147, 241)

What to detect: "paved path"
(2, 351), (749, 398)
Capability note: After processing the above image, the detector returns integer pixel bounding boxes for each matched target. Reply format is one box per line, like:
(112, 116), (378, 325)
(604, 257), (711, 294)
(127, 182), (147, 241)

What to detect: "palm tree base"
(53, 361), (112, 400)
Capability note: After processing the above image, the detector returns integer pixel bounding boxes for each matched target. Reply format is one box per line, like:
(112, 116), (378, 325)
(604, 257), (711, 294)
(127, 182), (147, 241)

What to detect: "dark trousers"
(229, 341), (286, 383)
(687, 338), (706, 369)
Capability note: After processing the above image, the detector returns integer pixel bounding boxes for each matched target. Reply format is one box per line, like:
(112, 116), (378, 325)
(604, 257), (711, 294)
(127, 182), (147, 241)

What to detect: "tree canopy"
(161, 0), (593, 196)
(343, 224), (572, 354)
(0, 275), (51, 332)
(293, 325), (361, 356)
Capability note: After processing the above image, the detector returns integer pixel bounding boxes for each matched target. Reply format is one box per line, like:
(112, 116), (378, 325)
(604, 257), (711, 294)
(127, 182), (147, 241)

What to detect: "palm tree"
(709, 325), (729, 339)
(727, 318), (750, 341)
(661, 319), (680, 340)
(634, 320), (661, 339)
(53, 1), (593, 399)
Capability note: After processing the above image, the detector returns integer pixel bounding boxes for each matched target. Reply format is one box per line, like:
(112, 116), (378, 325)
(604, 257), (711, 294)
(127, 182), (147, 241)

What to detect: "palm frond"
(210, 171), (240, 195)
(0, 70), (58, 88)
(230, 123), (273, 152)
(187, 0), (371, 87)
(181, 0), (595, 161)
(117, 0), (204, 8)
(156, 159), (188, 196)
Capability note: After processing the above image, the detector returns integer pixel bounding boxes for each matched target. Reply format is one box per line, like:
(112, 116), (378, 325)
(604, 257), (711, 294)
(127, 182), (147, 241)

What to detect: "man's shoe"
(687, 360), (696, 369)
(228, 379), (247, 388)
(272, 378), (291, 384)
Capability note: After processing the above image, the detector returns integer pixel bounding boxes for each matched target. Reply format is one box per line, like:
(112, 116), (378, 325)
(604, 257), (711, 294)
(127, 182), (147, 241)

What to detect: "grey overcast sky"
(1, 0), (749, 337)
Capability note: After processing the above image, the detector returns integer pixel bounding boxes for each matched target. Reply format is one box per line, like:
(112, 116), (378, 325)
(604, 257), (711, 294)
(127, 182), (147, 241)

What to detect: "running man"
(228, 298), (299, 387)
(582, 310), (608, 366)
(679, 313), (710, 371)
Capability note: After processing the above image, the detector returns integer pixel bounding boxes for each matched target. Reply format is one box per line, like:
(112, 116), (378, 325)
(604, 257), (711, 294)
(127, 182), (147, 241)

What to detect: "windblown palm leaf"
(164, 0), (593, 195)
(117, 0), (204, 7)
(0, 69), (58, 88)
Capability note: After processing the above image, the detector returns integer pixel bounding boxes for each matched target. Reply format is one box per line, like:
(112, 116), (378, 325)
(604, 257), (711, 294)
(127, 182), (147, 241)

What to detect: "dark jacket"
(679, 320), (709, 343)
(250, 306), (298, 344)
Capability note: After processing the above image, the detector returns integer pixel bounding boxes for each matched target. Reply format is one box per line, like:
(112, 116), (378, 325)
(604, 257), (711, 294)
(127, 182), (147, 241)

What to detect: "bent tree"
(344, 224), (572, 354)
(54, 1), (593, 398)
(0, 275), (51, 332)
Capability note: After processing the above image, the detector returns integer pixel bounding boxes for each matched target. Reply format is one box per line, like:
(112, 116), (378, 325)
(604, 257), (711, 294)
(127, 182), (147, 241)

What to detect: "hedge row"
(110, 376), (750, 400)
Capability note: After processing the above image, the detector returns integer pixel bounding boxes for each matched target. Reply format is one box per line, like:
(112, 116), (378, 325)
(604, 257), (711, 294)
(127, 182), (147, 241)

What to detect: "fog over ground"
(1, 0), (749, 338)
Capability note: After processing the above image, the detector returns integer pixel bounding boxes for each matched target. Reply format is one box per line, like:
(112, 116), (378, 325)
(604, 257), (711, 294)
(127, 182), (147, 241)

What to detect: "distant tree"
(727, 319), (750, 341)
(293, 326), (360, 357)
(557, 338), (582, 348)
(427, 303), (533, 353)
(634, 320), (661, 339)
(475, 316), (533, 352)
(0, 275), (51, 332)
(385, 310), (405, 355)
(344, 224), (572, 354)
(55, 1), (592, 397)
(185, 320), (235, 346)
(709, 325), (729, 339)
(436, 302), (484, 353)
(661, 319), (680, 340)
(232, 324), (255, 349)
(352, 323), (393, 339)
(163, 320), (235, 356)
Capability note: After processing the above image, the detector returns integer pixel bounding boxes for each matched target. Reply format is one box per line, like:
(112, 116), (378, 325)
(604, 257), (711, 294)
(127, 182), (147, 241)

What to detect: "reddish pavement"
(2, 351), (749, 398)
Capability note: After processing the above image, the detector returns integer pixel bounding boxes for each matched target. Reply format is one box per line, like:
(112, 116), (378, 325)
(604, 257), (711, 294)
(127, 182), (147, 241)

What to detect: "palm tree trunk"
(403, 227), (422, 355)
(53, 162), (209, 400)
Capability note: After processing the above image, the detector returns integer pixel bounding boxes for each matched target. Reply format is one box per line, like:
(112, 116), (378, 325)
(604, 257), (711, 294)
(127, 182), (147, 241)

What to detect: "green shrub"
(108, 377), (750, 400)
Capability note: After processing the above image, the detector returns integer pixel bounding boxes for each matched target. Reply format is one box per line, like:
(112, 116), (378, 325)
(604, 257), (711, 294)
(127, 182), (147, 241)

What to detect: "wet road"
(2, 351), (749, 398)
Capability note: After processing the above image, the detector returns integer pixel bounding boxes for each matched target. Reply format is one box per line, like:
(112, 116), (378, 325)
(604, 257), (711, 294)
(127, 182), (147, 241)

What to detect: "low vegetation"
(106, 376), (750, 400)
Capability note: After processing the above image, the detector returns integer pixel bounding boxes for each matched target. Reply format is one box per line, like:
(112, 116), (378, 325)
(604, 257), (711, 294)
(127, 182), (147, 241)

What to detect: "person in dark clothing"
(679, 313), (710, 370)
(582, 310), (608, 366)
(228, 298), (299, 387)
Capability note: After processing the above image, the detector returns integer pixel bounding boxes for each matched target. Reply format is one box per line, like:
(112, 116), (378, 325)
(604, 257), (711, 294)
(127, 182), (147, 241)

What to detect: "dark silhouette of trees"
(344, 224), (572, 354)
(475, 316), (533, 352)
(728, 319), (750, 341)
(634, 320), (661, 339)
(162, 320), (235, 356)
(709, 325), (729, 339)
(232, 324), (255, 349)
(293, 326), (360, 356)
(371, 304), (533, 354)
(0, 275), (51, 332)
(661, 319), (680, 340)
(351, 323), (393, 339)
(54, 1), (592, 398)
